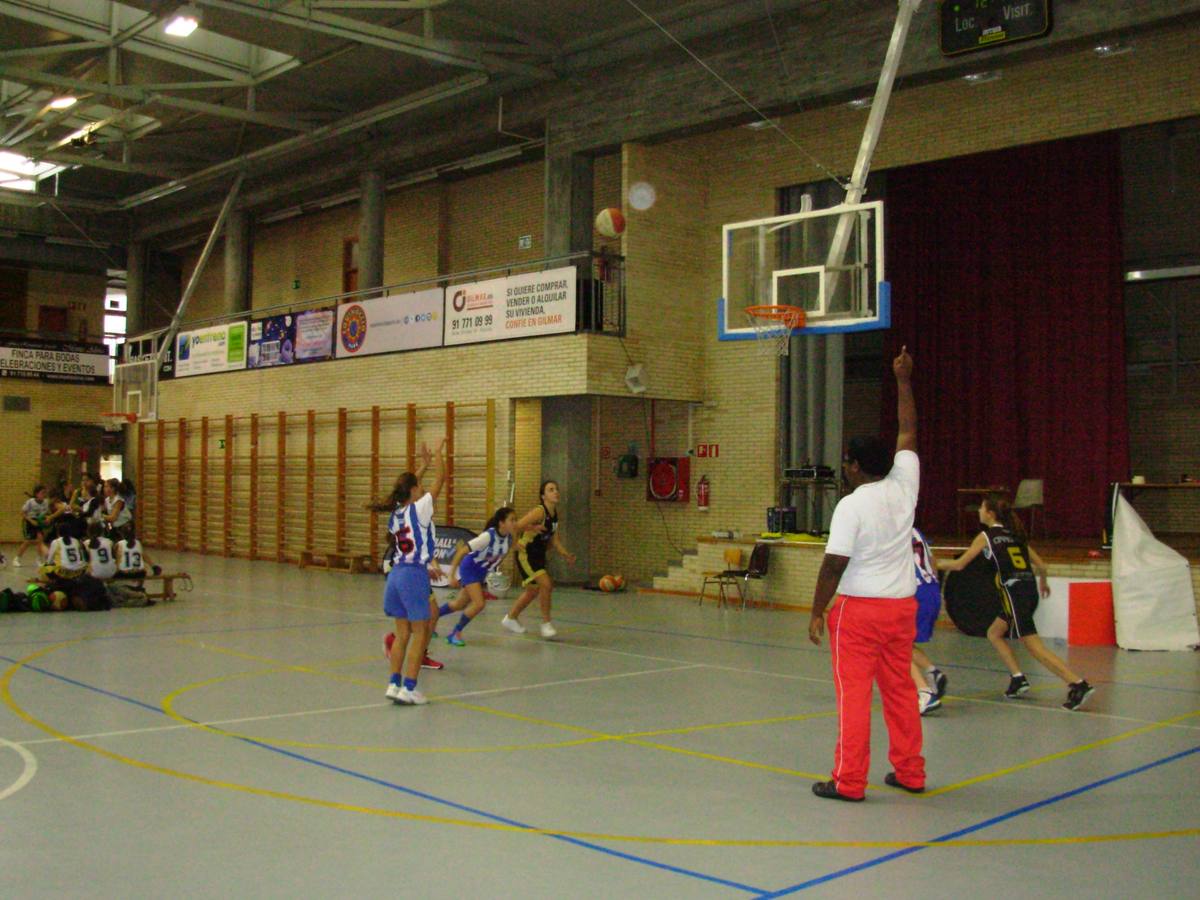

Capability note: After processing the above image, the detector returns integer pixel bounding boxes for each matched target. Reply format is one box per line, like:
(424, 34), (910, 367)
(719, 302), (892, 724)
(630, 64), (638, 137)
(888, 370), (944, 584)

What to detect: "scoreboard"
(940, 0), (1052, 56)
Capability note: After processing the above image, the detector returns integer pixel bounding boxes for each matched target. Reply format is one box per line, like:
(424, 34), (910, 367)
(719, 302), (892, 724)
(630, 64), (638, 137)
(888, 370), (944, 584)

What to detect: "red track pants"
(828, 595), (925, 798)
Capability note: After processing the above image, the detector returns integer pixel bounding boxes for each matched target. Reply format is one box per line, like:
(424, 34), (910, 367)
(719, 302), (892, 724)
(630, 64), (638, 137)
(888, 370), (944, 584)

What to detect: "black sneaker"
(1063, 680), (1095, 711)
(811, 780), (864, 802)
(884, 772), (925, 794)
(930, 668), (948, 701)
(1004, 674), (1031, 699)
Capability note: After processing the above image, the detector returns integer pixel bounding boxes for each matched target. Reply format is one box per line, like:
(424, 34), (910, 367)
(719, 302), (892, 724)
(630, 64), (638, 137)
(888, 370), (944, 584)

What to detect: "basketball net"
(745, 305), (806, 356)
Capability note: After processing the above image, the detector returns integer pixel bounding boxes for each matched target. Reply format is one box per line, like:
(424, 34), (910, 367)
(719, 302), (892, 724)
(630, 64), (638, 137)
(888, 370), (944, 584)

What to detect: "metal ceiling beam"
(35, 149), (185, 178)
(0, 41), (108, 61)
(0, 65), (308, 131)
(435, 10), (558, 57)
(0, 1), (263, 84)
(198, 0), (554, 79)
(124, 71), (488, 215)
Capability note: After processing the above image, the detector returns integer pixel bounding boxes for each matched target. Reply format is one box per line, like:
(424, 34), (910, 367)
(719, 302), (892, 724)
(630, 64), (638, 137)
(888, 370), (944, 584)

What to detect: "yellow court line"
(169, 637), (1199, 799)
(4, 644), (1200, 848)
(925, 707), (1200, 797)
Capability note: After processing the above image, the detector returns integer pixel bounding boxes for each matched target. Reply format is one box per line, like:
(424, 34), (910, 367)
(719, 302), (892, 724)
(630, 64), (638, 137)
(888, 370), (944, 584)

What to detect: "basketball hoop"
(745, 305), (806, 356)
(101, 411), (138, 432)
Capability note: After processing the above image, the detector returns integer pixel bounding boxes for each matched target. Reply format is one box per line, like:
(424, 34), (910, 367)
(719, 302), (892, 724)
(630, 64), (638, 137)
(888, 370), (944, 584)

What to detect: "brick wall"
(111, 20), (1200, 581)
(0, 380), (110, 542)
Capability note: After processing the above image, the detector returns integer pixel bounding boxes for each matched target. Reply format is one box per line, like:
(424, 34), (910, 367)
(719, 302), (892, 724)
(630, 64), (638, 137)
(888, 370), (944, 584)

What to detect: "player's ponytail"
(485, 506), (515, 532)
(984, 493), (1027, 543)
(369, 472), (419, 512)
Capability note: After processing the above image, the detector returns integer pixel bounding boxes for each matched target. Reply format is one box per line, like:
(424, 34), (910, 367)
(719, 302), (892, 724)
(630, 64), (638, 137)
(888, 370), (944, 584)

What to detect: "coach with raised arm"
(807, 346), (925, 801)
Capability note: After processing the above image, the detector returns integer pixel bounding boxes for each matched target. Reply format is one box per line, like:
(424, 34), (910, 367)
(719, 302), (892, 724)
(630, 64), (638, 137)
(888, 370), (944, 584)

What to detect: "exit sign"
(940, 0), (1051, 56)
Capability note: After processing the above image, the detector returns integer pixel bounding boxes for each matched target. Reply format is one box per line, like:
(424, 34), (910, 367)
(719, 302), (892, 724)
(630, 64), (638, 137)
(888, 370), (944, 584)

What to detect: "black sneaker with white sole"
(930, 668), (948, 701)
(1004, 674), (1031, 699)
(1063, 680), (1095, 711)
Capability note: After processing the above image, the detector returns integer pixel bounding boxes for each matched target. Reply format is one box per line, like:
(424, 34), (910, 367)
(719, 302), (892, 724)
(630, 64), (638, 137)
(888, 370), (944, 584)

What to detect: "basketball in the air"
(598, 574), (616, 592)
(612, 574), (625, 590)
(594, 207), (625, 238)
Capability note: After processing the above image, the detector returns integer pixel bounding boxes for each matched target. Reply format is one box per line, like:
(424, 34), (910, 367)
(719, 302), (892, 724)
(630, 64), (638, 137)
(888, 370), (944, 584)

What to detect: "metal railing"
(122, 249), (625, 349)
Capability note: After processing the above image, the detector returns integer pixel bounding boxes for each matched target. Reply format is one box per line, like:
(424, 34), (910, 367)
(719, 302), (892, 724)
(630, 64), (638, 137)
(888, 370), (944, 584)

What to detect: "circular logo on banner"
(340, 305), (368, 353)
(452, 290), (467, 313)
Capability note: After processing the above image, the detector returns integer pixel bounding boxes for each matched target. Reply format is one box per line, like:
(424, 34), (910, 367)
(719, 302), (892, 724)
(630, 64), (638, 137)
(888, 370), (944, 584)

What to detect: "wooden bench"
(298, 551), (376, 574)
(137, 573), (193, 603)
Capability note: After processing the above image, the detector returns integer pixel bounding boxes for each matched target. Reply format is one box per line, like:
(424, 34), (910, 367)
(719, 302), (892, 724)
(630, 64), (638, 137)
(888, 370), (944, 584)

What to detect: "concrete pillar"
(544, 152), (593, 259)
(223, 209), (251, 314)
(359, 169), (385, 292)
(125, 240), (146, 334)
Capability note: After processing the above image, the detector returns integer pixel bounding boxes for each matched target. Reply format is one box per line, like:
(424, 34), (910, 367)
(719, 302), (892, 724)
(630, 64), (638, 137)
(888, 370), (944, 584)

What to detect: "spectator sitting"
(102, 478), (133, 541)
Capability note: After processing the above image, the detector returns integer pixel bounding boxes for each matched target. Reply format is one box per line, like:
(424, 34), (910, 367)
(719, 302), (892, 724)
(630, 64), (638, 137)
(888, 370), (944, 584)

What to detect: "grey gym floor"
(1, 552), (1197, 899)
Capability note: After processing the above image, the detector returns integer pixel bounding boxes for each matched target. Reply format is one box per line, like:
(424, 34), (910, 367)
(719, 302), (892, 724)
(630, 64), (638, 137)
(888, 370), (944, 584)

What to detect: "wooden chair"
(699, 548), (743, 608)
(1013, 478), (1044, 538)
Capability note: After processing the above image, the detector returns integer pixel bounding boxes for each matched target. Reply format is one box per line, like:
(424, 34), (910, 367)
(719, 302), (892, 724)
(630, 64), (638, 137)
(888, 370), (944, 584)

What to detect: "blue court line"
(2, 653), (765, 895)
(756, 742), (1200, 897)
(555, 616), (1200, 696)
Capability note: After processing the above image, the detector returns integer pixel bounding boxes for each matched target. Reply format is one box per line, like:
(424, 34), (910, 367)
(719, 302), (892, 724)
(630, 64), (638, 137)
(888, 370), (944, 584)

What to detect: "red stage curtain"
(882, 133), (1129, 538)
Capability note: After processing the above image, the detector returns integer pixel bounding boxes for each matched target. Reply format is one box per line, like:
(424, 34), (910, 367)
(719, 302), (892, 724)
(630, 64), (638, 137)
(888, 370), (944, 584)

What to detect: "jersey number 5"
(395, 526), (415, 555)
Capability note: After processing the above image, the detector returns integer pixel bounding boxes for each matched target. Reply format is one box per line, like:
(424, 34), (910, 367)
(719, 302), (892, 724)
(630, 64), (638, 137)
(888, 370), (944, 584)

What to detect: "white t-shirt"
(87, 537), (118, 579)
(47, 537), (89, 574)
(22, 497), (49, 522)
(116, 538), (146, 573)
(106, 494), (131, 528)
(825, 450), (920, 599)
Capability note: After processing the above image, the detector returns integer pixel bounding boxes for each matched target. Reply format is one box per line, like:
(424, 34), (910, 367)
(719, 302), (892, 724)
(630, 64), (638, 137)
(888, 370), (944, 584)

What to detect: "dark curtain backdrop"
(881, 133), (1129, 538)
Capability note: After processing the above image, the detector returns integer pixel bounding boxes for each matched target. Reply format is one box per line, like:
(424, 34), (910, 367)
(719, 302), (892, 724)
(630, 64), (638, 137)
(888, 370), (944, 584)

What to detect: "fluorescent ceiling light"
(1094, 42), (1133, 58)
(48, 96), (78, 110)
(744, 119), (777, 130)
(847, 97), (873, 110)
(165, 4), (201, 37)
(963, 71), (1001, 85)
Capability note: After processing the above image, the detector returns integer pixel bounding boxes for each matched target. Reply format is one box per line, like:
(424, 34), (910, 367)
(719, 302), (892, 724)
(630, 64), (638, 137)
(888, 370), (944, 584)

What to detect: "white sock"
(1012, 671), (1024, 679)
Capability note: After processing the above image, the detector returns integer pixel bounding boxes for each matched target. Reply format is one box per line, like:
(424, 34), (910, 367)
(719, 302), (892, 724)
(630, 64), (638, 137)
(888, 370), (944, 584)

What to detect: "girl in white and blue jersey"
(371, 439), (446, 706)
(438, 506), (518, 647)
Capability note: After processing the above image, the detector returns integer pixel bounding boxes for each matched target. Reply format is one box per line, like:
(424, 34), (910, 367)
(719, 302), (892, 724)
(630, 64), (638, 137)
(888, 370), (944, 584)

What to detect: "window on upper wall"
(343, 237), (359, 294)
(104, 288), (127, 379)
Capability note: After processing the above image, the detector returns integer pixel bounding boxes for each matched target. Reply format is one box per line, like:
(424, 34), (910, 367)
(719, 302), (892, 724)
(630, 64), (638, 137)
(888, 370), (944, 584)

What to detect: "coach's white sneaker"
(501, 615), (525, 634)
(397, 687), (428, 705)
(386, 682), (405, 702)
(540, 621), (557, 639)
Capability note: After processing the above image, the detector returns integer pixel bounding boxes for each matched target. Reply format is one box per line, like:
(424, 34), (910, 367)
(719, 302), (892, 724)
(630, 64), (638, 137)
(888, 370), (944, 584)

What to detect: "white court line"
(77, 589), (1200, 736)
(15, 663), (702, 747)
(0, 737), (38, 800)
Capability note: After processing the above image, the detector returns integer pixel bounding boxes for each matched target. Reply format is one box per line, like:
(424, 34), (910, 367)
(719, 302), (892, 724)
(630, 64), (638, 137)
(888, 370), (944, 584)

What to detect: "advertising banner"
(444, 266), (576, 346)
(247, 314), (296, 369)
(294, 309), (335, 361)
(0, 338), (109, 384)
(336, 288), (443, 358)
(175, 321), (247, 378)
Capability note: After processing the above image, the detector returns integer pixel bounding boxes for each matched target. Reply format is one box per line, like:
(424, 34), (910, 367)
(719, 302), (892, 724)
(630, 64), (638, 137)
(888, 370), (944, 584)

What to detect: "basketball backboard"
(718, 200), (889, 340)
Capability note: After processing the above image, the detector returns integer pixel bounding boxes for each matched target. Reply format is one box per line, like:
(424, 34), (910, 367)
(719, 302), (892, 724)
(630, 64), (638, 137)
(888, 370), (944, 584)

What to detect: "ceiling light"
(744, 119), (777, 130)
(1093, 41), (1133, 58)
(48, 96), (77, 110)
(164, 4), (201, 38)
(847, 97), (873, 110)
(962, 71), (1001, 85)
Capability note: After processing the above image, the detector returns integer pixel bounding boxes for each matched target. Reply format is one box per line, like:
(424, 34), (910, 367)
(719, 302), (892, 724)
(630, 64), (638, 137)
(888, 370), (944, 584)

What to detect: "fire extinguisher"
(697, 475), (710, 511)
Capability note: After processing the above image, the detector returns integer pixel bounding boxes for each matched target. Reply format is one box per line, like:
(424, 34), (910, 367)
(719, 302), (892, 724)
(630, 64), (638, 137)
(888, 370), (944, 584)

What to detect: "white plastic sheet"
(1111, 495), (1200, 650)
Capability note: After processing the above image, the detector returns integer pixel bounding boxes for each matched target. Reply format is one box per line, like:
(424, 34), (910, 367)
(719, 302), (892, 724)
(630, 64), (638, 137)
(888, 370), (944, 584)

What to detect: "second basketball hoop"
(745, 304), (806, 356)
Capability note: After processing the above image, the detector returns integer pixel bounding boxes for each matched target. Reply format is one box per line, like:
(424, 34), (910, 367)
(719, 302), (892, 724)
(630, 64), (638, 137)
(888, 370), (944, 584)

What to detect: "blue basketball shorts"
(383, 564), (431, 621)
(457, 556), (490, 588)
(914, 581), (942, 644)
